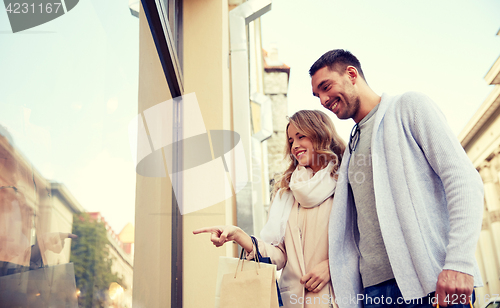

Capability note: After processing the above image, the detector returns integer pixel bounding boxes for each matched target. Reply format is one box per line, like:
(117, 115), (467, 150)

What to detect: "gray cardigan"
(329, 92), (484, 307)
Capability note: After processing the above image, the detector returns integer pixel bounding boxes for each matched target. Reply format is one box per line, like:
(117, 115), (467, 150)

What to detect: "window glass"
(0, 0), (138, 306)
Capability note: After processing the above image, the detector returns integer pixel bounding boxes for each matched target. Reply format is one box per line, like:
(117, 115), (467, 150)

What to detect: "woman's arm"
(193, 225), (253, 253)
(254, 237), (287, 271)
(193, 226), (288, 269)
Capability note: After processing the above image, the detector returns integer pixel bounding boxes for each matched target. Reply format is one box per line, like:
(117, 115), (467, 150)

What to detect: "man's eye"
(323, 85), (330, 91)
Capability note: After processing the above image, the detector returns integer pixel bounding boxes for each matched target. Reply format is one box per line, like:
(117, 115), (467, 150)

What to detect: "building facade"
(88, 212), (134, 308)
(131, 0), (287, 307)
(50, 183), (86, 265)
(263, 47), (290, 189)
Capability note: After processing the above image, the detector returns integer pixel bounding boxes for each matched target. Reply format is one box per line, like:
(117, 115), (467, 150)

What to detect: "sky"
(0, 0), (499, 233)
(261, 0), (500, 142)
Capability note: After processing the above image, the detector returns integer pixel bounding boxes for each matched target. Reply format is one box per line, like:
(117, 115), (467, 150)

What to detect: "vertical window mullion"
(140, 0), (183, 307)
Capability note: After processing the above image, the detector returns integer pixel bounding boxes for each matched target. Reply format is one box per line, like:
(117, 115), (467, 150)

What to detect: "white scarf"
(260, 162), (337, 245)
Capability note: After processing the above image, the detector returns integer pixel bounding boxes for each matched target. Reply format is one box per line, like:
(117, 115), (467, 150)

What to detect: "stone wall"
(264, 71), (289, 193)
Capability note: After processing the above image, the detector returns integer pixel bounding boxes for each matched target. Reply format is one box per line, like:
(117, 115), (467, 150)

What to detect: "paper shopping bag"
(215, 256), (239, 307)
(251, 236), (283, 306)
(218, 254), (279, 308)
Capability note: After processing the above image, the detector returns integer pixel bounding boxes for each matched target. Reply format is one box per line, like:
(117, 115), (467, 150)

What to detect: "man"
(309, 49), (483, 308)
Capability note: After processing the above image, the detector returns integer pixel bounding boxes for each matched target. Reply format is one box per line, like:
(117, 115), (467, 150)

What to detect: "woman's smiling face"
(287, 123), (320, 173)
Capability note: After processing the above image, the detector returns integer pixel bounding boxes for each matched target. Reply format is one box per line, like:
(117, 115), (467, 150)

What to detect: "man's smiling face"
(311, 66), (361, 121)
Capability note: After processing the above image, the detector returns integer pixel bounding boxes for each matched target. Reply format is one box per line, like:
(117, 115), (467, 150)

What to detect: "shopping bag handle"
(234, 246), (260, 278)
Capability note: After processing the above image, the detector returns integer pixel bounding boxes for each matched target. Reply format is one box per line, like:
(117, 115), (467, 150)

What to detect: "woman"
(194, 110), (345, 308)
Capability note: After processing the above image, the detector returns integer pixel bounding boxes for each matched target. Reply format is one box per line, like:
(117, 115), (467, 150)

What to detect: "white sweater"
(328, 92), (484, 308)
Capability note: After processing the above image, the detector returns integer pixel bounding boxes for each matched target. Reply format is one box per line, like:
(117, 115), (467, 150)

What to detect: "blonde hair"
(272, 110), (346, 198)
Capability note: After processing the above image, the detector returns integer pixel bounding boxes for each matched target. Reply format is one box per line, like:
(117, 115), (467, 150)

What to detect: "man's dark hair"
(309, 49), (366, 82)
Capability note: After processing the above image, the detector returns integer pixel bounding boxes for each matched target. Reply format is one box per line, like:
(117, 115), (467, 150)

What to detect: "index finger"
(193, 227), (220, 235)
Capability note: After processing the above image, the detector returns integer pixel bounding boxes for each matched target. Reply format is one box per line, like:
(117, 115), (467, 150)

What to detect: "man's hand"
(434, 269), (473, 307)
(300, 260), (330, 293)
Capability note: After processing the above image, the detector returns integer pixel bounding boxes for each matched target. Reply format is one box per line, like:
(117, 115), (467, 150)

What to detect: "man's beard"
(337, 89), (360, 120)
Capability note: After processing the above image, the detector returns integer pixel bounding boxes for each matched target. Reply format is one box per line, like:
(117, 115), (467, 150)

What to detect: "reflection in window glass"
(0, 0), (138, 306)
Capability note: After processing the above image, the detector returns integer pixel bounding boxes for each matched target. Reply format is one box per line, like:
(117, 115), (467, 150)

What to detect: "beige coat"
(257, 196), (337, 308)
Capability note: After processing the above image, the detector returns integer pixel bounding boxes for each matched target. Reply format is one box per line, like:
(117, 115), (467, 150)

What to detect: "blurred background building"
(263, 46), (290, 190)
(88, 212), (134, 307)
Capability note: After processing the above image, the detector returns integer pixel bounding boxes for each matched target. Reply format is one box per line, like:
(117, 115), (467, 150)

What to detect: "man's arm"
(403, 92), (483, 306)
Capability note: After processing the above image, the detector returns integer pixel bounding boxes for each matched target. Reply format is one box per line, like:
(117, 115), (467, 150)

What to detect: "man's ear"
(346, 66), (358, 85)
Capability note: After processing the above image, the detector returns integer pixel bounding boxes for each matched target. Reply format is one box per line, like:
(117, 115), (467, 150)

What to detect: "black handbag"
(250, 236), (284, 307)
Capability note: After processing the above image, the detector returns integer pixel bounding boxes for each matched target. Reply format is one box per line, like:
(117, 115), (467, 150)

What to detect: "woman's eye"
(299, 136), (305, 139)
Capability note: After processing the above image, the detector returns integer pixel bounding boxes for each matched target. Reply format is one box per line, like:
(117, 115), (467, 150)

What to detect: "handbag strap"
(250, 236), (264, 260)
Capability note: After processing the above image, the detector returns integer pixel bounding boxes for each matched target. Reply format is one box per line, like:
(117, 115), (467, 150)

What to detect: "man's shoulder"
(378, 92), (443, 128)
(385, 91), (436, 113)
(394, 91), (432, 104)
